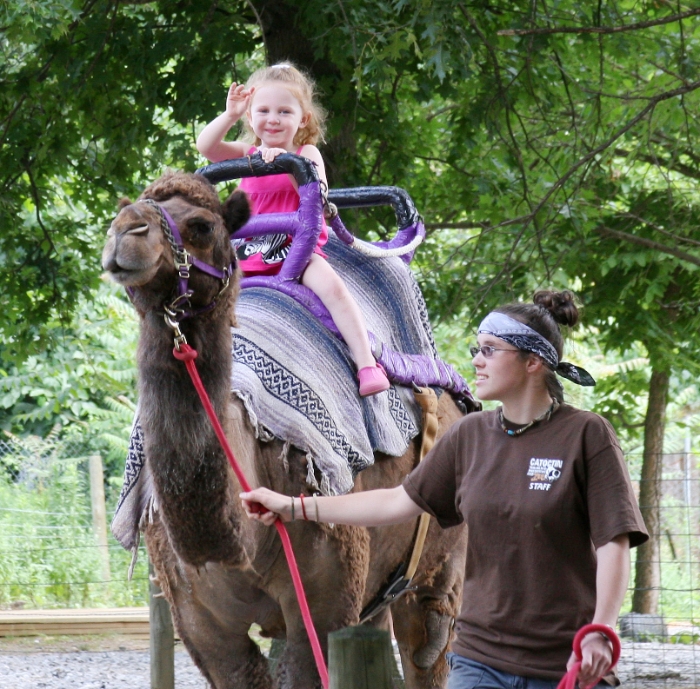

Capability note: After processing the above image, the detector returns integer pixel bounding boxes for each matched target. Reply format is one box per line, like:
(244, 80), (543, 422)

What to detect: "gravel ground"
(617, 641), (700, 688)
(0, 637), (209, 689)
(0, 648), (208, 689)
(0, 636), (698, 688)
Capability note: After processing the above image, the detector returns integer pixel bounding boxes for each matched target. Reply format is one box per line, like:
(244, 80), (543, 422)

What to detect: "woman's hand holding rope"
(568, 632), (613, 689)
(241, 487), (292, 526)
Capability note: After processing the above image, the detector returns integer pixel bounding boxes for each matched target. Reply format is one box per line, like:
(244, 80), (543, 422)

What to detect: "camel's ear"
(223, 190), (251, 234)
(118, 197), (133, 210)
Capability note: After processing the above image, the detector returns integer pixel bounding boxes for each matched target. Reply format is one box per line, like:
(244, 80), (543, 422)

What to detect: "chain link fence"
(0, 435), (148, 610)
(618, 451), (700, 687)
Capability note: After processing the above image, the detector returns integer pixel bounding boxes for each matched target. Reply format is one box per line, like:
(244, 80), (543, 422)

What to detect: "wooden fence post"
(328, 626), (396, 689)
(149, 561), (175, 689)
(88, 454), (111, 582)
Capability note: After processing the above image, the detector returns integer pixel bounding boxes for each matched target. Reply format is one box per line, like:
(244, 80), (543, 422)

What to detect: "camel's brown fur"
(102, 171), (468, 688)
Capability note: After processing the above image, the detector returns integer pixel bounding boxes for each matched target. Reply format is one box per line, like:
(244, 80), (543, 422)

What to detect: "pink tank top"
(234, 147), (328, 276)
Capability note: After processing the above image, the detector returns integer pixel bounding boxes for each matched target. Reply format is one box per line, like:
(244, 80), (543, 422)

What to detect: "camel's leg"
(392, 593), (453, 689)
(267, 521), (372, 689)
(389, 519), (465, 689)
(168, 592), (272, 689)
(145, 522), (274, 689)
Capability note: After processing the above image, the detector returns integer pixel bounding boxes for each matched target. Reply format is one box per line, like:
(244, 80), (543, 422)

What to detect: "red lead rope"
(173, 343), (329, 689)
(557, 624), (621, 689)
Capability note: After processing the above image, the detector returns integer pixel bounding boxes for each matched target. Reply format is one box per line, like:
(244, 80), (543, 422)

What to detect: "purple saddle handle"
(200, 153), (323, 281)
(230, 181), (323, 281)
(197, 157), (426, 267)
(327, 186), (425, 264)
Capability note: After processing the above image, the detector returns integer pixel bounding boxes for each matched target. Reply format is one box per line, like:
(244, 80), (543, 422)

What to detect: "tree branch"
(595, 226), (700, 267)
(503, 77), (700, 231)
(613, 147), (700, 181)
(424, 221), (490, 230)
(498, 8), (700, 36)
(651, 132), (700, 168)
(26, 167), (56, 258)
(619, 212), (700, 249)
(458, 4), (532, 280)
(246, 0), (269, 62)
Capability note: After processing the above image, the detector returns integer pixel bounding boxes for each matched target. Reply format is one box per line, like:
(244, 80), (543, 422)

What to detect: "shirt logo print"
(527, 458), (563, 491)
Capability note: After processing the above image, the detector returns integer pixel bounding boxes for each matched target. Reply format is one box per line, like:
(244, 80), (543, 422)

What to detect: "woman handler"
(241, 290), (648, 689)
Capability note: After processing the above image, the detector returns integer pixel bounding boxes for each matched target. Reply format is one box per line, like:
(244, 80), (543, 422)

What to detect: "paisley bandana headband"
(477, 312), (596, 387)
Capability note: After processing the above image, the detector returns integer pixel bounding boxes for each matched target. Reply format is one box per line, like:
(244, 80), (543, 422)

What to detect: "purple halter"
(139, 198), (235, 323)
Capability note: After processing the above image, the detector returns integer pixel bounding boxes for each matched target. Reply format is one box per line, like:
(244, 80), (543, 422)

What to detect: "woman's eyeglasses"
(469, 345), (519, 358)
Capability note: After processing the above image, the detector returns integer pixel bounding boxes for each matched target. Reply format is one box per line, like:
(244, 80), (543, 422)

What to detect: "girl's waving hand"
(226, 82), (254, 120)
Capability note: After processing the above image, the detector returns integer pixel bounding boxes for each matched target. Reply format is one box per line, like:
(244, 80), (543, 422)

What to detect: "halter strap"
(137, 199), (235, 322)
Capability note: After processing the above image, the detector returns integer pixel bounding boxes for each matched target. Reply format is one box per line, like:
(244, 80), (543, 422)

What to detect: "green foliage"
(0, 280), (138, 491)
(669, 631), (700, 645)
(0, 281), (138, 429)
(4, 0), (699, 365)
(0, 0), (257, 357)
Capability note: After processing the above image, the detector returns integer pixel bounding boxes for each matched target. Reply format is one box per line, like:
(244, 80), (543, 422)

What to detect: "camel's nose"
(101, 231), (122, 272)
(102, 254), (118, 272)
(102, 243), (119, 272)
(101, 222), (149, 272)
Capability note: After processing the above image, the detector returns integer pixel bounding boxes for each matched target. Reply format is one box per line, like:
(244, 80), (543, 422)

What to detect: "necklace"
(499, 399), (560, 436)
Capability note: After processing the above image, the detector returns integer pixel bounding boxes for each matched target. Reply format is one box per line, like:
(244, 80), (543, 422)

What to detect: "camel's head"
(101, 171), (250, 309)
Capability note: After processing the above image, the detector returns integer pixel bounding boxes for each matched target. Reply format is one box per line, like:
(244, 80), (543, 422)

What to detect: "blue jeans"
(446, 653), (607, 689)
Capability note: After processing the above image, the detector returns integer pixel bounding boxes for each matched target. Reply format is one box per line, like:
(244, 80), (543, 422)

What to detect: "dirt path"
(0, 637), (203, 689)
(0, 635), (698, 688)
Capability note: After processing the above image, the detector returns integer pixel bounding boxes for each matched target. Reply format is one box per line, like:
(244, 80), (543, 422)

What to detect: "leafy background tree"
(2, 0), (699, 615)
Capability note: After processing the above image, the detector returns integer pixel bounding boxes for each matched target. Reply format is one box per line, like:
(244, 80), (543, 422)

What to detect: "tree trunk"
(249, 0), (359, 185)
(631, 366), (669, 614)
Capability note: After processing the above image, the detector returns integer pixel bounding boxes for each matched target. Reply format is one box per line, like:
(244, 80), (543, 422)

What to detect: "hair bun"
(533, 290), (579, 328)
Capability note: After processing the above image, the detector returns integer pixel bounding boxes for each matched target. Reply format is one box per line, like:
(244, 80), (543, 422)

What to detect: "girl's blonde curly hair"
(244, 62), (326, 148)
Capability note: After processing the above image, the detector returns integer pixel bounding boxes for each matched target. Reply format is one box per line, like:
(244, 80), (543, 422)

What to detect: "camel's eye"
(189, 221), (214, 236)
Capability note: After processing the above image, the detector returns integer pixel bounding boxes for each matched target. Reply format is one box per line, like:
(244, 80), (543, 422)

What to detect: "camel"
(101, 170), (469, 689)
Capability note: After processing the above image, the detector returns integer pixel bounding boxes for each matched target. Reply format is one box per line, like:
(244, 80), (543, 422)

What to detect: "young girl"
(196, 63), (390, 397)
(240, 290), (648, 689)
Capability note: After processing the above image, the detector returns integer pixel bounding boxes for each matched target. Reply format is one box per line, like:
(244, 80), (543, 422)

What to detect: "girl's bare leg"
(301, 254), (376, 370)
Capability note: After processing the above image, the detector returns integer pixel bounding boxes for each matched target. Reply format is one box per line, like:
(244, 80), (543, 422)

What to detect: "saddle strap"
(404, 386), (439, 580)
(358, 386), (440, 623)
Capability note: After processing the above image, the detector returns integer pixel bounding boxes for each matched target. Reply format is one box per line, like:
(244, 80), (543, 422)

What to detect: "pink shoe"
(357, 364), (391, 397)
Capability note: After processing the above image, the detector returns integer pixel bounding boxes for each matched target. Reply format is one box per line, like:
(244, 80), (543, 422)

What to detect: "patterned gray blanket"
(111, 234), (469, 551)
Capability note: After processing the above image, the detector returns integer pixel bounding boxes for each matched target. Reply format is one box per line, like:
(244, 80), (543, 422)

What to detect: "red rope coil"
(557, 624), (621, 689)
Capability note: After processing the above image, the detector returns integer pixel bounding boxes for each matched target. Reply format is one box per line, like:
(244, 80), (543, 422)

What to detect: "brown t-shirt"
(403, 404), (648, 680)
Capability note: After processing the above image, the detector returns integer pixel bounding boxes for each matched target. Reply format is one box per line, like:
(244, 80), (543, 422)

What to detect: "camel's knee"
(212, 646), (273, 689)
(412, 608), (453, 668)
(392, 595), (454, 687)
